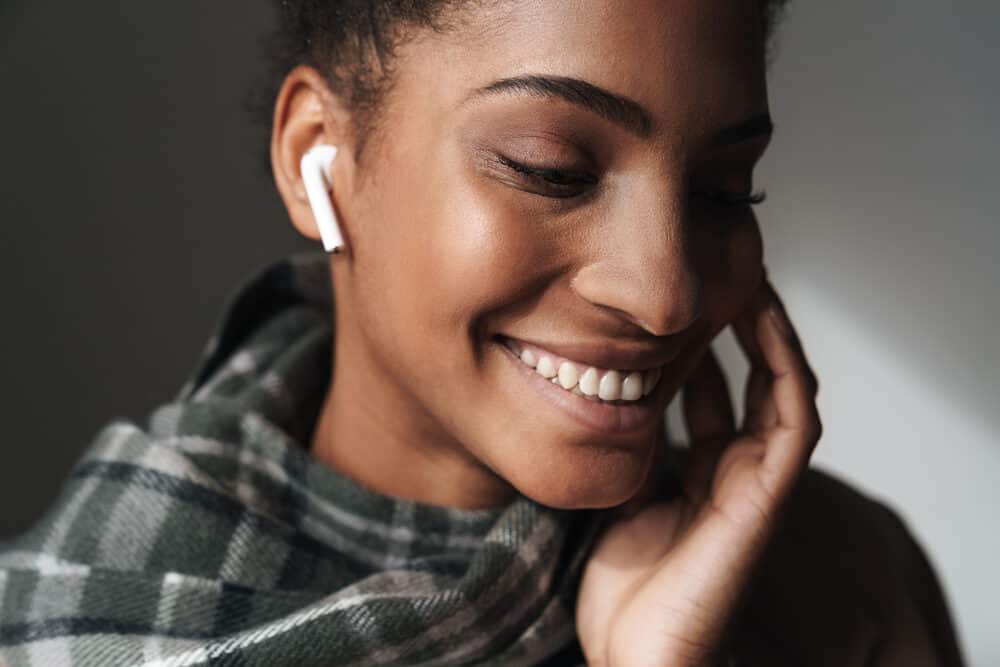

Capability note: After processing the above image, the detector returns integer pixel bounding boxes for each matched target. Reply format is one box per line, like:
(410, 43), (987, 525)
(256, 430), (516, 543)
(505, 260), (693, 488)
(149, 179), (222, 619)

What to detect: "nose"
(570, 188), (701, 337)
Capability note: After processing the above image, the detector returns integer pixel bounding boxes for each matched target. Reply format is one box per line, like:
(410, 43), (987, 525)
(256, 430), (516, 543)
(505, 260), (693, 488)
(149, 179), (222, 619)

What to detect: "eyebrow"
(465, 73), (774, 146)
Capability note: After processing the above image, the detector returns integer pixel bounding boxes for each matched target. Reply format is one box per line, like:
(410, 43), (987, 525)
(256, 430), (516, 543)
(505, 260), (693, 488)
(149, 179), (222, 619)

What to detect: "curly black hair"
(247, 0), (790, 173)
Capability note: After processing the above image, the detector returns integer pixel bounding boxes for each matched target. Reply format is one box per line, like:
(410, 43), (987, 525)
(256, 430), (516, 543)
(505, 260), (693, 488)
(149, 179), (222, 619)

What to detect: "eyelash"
(497, 155), (767, 207)
(497, 156), (598, 195)
(697, 189), (768, 207)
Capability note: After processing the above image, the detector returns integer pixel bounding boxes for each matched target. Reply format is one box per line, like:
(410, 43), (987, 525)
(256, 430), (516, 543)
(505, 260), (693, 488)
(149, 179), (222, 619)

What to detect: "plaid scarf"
(0, 252), (609, 666)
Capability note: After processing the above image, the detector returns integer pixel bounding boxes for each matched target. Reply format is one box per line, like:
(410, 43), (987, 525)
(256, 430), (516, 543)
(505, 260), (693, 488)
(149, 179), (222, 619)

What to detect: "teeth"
(558, 362), (580, 390)
(536, 356), (557, 378)
(598, 370), (622, 401)
(622, 371), (644, 401)
(578, 367), (599, 396)
(508, 341), (665, 404)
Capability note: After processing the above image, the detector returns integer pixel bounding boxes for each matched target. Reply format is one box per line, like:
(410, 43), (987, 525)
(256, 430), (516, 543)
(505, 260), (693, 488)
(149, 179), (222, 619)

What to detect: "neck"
(309, 320), (517, 510)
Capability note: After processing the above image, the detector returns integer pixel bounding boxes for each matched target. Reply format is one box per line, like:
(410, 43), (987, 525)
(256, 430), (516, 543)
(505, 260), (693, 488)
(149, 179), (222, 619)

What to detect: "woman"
(0, 1), (965, 665)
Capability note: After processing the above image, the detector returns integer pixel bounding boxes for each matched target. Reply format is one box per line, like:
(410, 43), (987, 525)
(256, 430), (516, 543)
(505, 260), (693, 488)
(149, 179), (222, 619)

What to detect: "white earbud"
(300, 144), (345, 253)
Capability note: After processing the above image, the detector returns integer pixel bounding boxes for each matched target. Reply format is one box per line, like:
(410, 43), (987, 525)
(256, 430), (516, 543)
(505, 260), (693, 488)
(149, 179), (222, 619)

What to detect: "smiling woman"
(0, 1), (966, 666)
(283, 0), (776, 515)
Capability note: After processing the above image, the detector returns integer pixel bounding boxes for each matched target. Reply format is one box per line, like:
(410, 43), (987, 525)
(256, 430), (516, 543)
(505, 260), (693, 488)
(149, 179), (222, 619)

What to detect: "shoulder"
(783, 465), (921, 567)
(733, 466), (966, 666)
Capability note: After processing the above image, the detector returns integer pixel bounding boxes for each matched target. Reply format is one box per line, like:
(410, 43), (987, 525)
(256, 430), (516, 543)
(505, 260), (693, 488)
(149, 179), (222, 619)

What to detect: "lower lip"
(495, 339), (666, 435)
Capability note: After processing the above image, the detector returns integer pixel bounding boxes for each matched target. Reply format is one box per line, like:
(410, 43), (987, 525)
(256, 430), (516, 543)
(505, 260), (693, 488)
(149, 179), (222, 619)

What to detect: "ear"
(271, 65), (355, 245)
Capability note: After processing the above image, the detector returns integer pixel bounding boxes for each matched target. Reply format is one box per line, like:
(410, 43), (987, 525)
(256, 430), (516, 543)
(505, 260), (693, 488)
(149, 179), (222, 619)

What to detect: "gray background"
(1, 1), (996, 664)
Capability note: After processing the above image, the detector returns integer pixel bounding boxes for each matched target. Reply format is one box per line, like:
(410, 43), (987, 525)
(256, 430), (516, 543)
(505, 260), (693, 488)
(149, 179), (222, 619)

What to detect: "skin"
(275, 0), (770, 510)
(272, 0), (961, 667)
(269, 1), (960, 665)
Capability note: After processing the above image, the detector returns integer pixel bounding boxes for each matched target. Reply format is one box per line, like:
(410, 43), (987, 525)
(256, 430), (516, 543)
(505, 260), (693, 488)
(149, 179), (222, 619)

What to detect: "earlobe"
(270, 65), (353, 253)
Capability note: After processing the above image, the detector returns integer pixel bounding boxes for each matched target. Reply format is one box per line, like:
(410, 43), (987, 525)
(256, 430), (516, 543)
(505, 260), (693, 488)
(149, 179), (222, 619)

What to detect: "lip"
(495, 340), (668, 434)
(496, 334), (682, 372)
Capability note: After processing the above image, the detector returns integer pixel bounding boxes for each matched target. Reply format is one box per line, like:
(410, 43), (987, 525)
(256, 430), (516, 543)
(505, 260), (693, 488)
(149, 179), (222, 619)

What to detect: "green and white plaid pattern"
(0, 252), (609, 666)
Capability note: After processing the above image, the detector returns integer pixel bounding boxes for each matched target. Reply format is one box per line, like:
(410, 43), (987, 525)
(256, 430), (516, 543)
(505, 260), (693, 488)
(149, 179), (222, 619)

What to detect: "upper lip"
(498, 334), (688, 371)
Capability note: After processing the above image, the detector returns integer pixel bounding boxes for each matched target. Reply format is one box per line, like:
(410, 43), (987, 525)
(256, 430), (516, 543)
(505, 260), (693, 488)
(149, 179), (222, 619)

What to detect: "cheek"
(406, 166), (558, 346)
(698, 217), (764, 333)
(428, 191), (535, 325)
(351, 146), (545, 382)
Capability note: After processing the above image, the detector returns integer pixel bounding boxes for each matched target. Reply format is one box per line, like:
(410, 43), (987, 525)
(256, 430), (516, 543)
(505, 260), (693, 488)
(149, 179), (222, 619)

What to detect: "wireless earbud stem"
(300, 144), (345, 253)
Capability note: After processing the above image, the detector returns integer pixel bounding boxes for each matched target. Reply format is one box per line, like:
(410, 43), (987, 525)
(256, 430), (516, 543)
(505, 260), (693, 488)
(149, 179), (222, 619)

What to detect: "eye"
(495, 155), (598, 199)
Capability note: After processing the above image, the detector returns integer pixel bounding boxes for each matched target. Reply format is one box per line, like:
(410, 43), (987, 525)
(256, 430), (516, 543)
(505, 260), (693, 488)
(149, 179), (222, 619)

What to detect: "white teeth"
(558, 362), (579, 390)
(536, 356), (557, 378)
(642, 367), (661, 396)
(578, 367), (600, 396)
(621, 371), (644, 401)
(510, 342), (665, 404)
(598, 370), (622, 401)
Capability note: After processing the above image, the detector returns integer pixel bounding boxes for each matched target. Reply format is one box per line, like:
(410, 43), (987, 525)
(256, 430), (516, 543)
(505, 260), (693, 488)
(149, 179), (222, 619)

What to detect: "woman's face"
(328, 0), (769, 509)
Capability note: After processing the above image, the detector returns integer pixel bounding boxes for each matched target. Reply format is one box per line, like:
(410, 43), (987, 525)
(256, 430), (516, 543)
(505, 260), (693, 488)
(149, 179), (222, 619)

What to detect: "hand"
(576, 277), (823, 667)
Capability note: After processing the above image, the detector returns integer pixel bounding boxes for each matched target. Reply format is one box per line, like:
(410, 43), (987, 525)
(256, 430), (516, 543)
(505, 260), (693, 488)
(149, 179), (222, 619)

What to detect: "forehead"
(400, 0), (768, 140)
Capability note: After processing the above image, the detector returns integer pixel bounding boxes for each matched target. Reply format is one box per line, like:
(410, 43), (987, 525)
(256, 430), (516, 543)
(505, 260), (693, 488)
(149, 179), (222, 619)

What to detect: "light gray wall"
(717, 2), (998, 664)
(2, 1), (995, 663)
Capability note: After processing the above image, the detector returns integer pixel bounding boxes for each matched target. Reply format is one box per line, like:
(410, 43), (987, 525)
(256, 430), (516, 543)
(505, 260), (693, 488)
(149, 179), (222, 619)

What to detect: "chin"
(503, 442), (654, 510)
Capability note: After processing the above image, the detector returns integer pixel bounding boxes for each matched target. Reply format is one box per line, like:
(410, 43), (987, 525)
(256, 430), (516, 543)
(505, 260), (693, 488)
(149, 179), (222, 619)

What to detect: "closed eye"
(496, 155), (767, 208)
(496, 155), (598, 198)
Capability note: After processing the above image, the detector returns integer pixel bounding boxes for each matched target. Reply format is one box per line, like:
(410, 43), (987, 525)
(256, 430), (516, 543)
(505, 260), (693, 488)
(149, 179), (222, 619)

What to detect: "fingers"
(754, 281), (823, 492)
(681, 347), (736, 504)
(765, 284), (820, 400)
(683, 347), (735, 441)
(742, 364), (776, 433)
(732, 285), (776, 433)
(731, 276), (768, 369)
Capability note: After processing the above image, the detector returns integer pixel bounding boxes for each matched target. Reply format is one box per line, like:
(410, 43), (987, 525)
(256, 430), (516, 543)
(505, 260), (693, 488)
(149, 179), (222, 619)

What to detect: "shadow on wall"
(0, 0), (310, 538)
